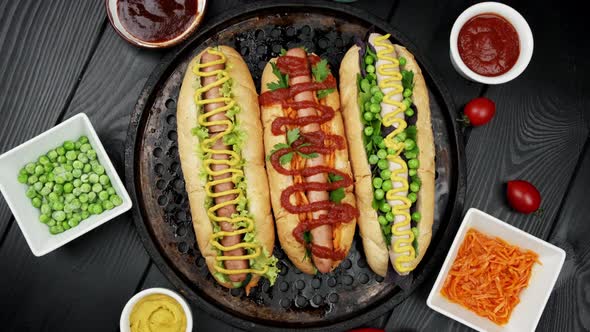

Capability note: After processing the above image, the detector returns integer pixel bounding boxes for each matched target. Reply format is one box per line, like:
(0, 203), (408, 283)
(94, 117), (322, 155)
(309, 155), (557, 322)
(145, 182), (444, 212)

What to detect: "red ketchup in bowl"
(458, 13), (520, 77)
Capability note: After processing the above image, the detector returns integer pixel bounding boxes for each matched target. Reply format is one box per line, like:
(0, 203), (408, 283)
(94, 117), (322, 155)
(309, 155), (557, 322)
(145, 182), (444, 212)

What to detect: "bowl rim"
(449, 1), (534, 84)
(426, 208), (566, 331)
(0, 113), (132, 256)
(119, 287), (194, 332)
(104, 0), (208, 49)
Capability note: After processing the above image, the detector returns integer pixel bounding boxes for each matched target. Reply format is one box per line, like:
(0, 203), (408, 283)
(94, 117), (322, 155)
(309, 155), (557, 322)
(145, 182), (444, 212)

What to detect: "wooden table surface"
(0, 0), (588, 331)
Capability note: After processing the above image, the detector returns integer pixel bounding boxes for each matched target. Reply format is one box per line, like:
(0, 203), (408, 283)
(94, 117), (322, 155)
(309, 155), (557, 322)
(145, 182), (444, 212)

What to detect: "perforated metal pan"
(124, 1), (466, 330)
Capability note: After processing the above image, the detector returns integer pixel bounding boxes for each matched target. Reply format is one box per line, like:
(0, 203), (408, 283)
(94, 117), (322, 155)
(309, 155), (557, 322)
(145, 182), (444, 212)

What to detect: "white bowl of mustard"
(120, 287), (193, 332)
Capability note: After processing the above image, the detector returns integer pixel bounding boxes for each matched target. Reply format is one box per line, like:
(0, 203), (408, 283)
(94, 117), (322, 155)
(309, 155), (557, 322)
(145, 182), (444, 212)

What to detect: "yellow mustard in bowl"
(129, 294), (187, 332)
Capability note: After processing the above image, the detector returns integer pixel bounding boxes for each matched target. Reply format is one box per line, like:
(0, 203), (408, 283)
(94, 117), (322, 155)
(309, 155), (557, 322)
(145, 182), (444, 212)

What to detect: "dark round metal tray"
(124, 1), (466, 331)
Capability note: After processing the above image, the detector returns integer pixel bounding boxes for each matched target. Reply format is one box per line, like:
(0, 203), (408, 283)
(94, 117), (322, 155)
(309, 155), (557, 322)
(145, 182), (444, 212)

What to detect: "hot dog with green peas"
(339, 33), (435, 276)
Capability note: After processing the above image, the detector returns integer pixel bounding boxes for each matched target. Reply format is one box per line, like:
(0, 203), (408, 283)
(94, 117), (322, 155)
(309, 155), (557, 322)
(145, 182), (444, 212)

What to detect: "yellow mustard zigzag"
(373, 34), (415, 272)
(193, 48), (267, 276)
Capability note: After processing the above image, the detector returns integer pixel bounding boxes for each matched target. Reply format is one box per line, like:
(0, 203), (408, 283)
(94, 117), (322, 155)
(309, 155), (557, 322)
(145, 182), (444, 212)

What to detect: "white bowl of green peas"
(0, 113), (132, 256)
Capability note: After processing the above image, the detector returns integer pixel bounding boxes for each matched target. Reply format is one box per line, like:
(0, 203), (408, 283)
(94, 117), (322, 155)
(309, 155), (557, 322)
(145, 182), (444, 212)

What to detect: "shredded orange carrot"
(440, 228), (539, 325)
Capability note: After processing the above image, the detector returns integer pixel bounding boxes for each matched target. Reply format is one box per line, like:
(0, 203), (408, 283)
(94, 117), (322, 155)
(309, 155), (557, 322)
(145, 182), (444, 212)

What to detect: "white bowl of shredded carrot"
(427, 208), (566, 332)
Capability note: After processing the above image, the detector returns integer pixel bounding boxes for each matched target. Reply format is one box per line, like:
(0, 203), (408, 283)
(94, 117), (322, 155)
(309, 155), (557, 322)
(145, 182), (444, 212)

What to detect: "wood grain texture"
(0, 0), (105, 242)
(538, 141), (590, 331)
(388, 0), (483, 110)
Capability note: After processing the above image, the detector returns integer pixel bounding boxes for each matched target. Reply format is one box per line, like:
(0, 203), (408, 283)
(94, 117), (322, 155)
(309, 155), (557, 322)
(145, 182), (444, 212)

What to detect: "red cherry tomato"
(464, 97), (496, 126)
(348, 329), (385, 332)
(506, 180), (541, 214)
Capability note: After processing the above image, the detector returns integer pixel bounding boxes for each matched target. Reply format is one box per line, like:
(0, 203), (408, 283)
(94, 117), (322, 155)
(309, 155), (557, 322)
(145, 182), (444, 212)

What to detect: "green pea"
(386, 211), (394, 221)
(81, 203), (88, 211)
(44, 181), (54, 189)
(395, 131), (407, 142)
(381, 170), (391, 180)
(72, 187), (81, 197)
(65, 151), (77, 161)
(370, 85), (380, 95)
(75, 141), (81, 150)
(405, 108), (415, 117)
(373, 177), (383, 189)
(412, 212), (421, 222)
(44, 164), (53, 173)
(63, 183), (73, 194)
(408, 193), (417, 204)
(399, 57), (407, 66)
(46, 219), (56, 227)
(53, 184), (63, 194)
(408, 158), (419, 169)
(33, 182), (43, 193)
(52, 201), (64, 211)
(377, 140), (386, 150)
(378, 215), (388, 225)
(78, 136), (89, 144)
(411, 227), (419, 239)
(68, 218), (79, 228)
(110, 195), (123, 206)
(79, 143), (91, 153)
(81, 211), (90, 219)
(103, 200), (114, 210)
(40, 187), (51, 196)
(98, 191), (109, 201)
(364, 101), (372, 112)
(77, 153), (88, 164)
(403, 98), (412, 109)
(403, 88), (413, 98)
(107, 187), (116, 196)
(64, 164), (73, 172)
(30, 197), (41, 208)
(92, 183), (102, 193)
(382, 224), (392, 235)
(409, 169), (417, 177)
(72, 160), (83, 170)
(39, 214), (50, 223)
(33, 165), (43, 176)
(72, 179), (81, 188)
(63, 141), (75, 151)
(376, 149), (386, 160)
(37, 156), (49, 166)
(79, 193), (88, 203)
(92, 204), (103, 215)
(369, 103), (381, 113)
(360, 79), (371, 92)
(373, 92), (384, 102)
(17, 173), (28, 184)
(80, 174), (89, 183)
(98, 174), (111, 186)
(368, 73), (377, 82)
(65, 193), (75, 203)
(89, 173), (99, 184)
(363, 112), (374, 122)
(412, 176), (421, 186)
(377, 159), (388, 170)
(49, 226), (60, 234)
(404, 139), (416, 151)
(55, 146), (65, 156)
(83, 164), (91, 173)
(366, 64), (375, 73)
(374, 188), (385, 200)
(364, 127), (374, 136)
(62, 222), (71, 231)
(63, 204), (72, 213)
(72, 169), (82, 178)
(69, 199), (81, 210)
(405, 151), (417, 160)
(379, 201), (392, 213)
(364, 55), (374, 65)
(410, 182), (420, 193)
(80, 183), (91, 193)
(52, 211), (66, 221)
(386, 147), (396, 156)
(47, 150), (58, 161)
(57, 155), (67, 164)
(88, 192), (97, 202)
(382, 180), (393, 192)
(25, 163), (36, 174)
(27, 175), (38, 185)
(48, 192), (59, 202)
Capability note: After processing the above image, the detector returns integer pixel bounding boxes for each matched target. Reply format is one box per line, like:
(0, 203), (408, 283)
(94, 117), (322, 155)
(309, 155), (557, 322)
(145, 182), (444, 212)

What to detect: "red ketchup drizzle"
(259, 53), (359, 260)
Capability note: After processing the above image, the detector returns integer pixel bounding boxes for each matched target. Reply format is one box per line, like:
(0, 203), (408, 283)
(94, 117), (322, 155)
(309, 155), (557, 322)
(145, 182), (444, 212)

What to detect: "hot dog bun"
(177, 46), (275, 289)
(260, 54), (356, 274)
(339, 39), (435, 276)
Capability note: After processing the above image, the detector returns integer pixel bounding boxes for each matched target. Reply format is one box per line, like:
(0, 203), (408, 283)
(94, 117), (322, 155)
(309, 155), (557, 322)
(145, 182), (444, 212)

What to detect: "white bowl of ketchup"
(450, 2), (533, 84)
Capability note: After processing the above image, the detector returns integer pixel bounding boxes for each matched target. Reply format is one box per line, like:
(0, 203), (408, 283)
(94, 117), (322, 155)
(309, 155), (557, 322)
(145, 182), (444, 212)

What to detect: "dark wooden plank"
(538, 140), (590, 331)
(0, 26), (165, 332)
(0, 0), (105, 243)
(389, 0), (483, 110)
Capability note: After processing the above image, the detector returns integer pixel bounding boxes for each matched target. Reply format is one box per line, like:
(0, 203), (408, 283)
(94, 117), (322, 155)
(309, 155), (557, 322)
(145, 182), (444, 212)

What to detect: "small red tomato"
(463, 97), (496, 126)
(506, 180), (541, 214)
